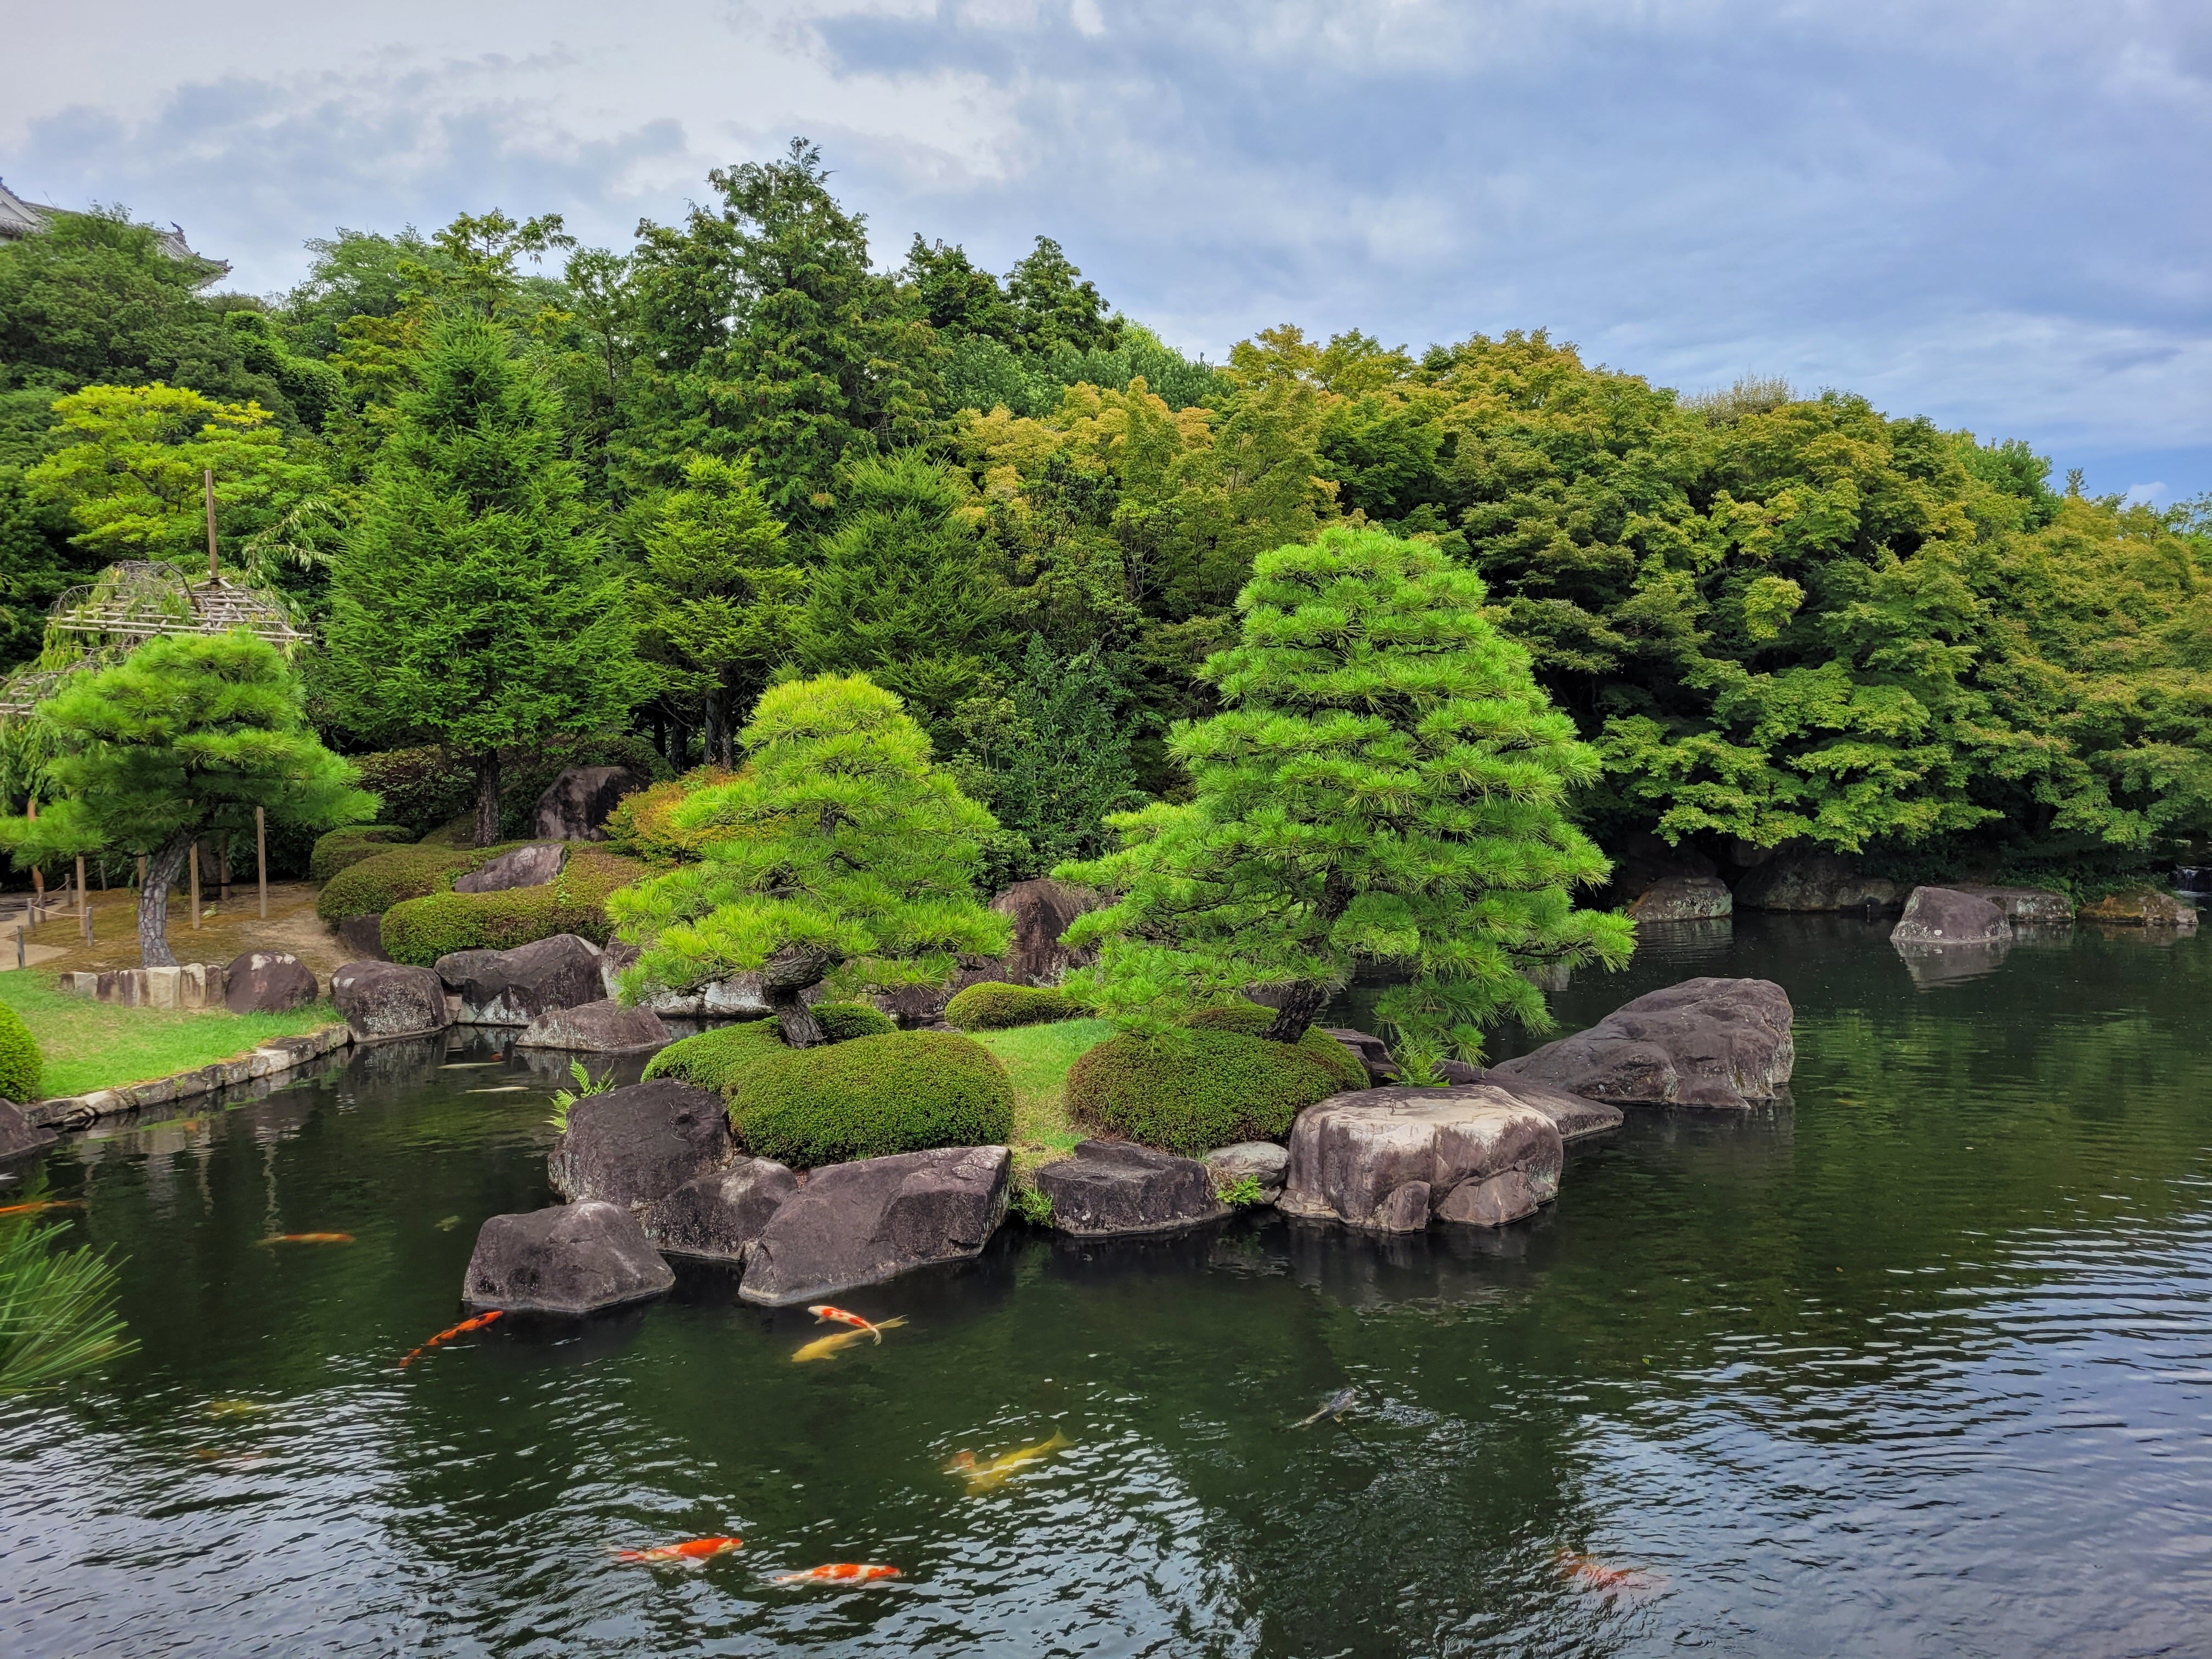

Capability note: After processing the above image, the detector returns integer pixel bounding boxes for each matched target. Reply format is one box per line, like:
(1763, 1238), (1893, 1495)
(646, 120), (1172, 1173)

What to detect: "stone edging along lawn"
(25, 1024), (356, 1131)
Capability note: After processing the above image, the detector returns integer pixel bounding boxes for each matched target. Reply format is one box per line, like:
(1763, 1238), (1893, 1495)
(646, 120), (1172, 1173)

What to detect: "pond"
(3, 913), (2210, 1657)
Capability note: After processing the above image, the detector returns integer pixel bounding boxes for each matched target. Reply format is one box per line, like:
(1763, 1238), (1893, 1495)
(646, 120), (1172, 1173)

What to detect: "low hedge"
(945, 981), (1077, 1031)
(379, 848), (647, 966)
(1066, 1025), (1366, 1156)
(814, 1001), (898, 1041)
(647, 1022), (1014, 1167)
(315, 843), (510, 924)
(0, 1001), (42, 1103)
(307, 825), (415, 884)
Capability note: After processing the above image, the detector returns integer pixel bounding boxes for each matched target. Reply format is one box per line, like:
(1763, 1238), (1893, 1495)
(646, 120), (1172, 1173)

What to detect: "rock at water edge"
(1036, 1139), (1230, 1236)
(332, 960), (449, 1041)
(644, 1159), (798, 1263)
(0, 1097), (57, 1162)
(517, 998), (672, 1053)
(1435, 1064), (1626, 1141)
(738, 1146), (1011, 1307)
(1205, 1141), (1290, 1199)
(549, 1080), (731, 1209)
(1629, 876), (1734, 924)
(463, 1201), (675, 1314)
(1494, 976), (1794, 1109)
(437, 934), (606, 1025)
(1278, 1086), (1562, 1232)
(224, 950), (318, 1015)
(1891, 885), (2010, 947)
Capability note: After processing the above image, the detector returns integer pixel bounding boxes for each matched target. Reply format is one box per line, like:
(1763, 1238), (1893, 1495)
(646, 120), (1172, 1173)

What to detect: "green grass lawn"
(0, 971), (340, 1100)
(970, 1017), (1115, 1167)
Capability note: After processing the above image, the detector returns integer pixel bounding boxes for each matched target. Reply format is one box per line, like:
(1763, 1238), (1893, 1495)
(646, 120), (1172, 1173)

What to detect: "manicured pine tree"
(323, 316), (640, 844)
(5, 632), (375, 966)
(1059, 524), (1633, 1060)
(607, 675), (1008, 1047)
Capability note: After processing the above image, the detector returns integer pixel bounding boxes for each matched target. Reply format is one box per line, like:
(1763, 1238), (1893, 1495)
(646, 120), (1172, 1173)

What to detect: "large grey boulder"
(1036, 1139), (1230, 1236)
(1278, 1086), (1564, 1232)
(331, 960), (449, 1041)
(1204, 1141), (1290, 1200)
(516, 998), (672, 1053)
(1436, 1064), (1626, 1140)
(452, 842), (566, 894)
(0, 1098), (56, 1162)
(1891, 885), (2011, 947)
(334, 915), (388, 961)
(1954, 884), (2074, 926)
(548, 1080), (731, 1209)
(1629, 876), (1733, 924)
(436, 934), (605, 1025)
(988, 879), (1103, 985)
(223, 950), (318, 1015)
(738, 1145), (1011, 1307)
(529, 766), (645, 843)
(1494, 977), (1794, 1109)
(463, 1200), (675, 1314)
(643, 1158), (798, 1262)
(1734, 854), (1908, 914)
(1321, 1027), (1402, 1086)
(599, 937), (771, 1018)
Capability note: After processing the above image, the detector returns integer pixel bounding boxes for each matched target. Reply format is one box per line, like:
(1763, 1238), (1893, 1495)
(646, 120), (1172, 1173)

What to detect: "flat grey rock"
(738, 1145), (1010, 1307)
(463, 1200), (674, 1315)
(331, 960), (448, 1041)
(437, 934), (605, 1025)
(1494, 977), (1795, 1109)
(516, 998), (672, 1053)
(1891, 885), (2010, 947)
(1037, 1139), (1229, 1236)
(1278, 1086), (1563, 1233)
(644, 1158), (798, 1263)
(452, 842), (565, 893)
(549, 1080), (731, 1209)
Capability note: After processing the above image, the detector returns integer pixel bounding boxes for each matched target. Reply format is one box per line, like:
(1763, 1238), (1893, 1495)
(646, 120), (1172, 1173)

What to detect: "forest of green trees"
(4, 137), (2208, 891)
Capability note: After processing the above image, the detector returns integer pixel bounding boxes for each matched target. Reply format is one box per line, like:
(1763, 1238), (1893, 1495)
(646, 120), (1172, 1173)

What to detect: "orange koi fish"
(0, 1199), (83, 1217)
(257, 1232), (354, 1246)
(793, 1316), (907, 1363)
(1555, 1549), (1665, 1597)
(772, 1562), (900, 1585)
(398, 1308), (503, 1368)
(613, 1536), (743, 1564)
(808, 1304), (882, 1341)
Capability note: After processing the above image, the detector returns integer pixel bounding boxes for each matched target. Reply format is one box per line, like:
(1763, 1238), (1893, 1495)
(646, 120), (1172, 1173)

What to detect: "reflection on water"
(3, 916), (2211, 1656)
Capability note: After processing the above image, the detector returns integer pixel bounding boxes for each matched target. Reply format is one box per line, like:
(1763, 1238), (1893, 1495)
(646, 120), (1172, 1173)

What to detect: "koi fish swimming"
(944, 1429), (1071, 1493)
(1295, 1387), (1358, 1429)
(613, 1536), (743, 1564)
(1555, 1550), (1666, 1598)
(398, 1309), (503, 1368)
(0, 1199), (83, 1217)
(772, 1563), (900, 1585)
(808, 1304), (884, 1340)
(792, 1317), (907, 1363)
(200, 1398), (278, 1419)
(257, 1232), (354, 1246)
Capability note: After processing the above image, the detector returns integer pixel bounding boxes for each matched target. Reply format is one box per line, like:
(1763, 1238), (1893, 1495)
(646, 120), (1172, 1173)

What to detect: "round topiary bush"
(812, 1001), (898, 1041)
(1183, 1001), (1279, 1036)
(945, 981), (1077, 1031)
(647, 1023), (1013, 1168)
(378, 848), (647, 964)
(1066, 1026), (1366, 1156)
(315, 843), (509, 926)
(307, 825), (415, 884)
(0, 1002), (43, 1103)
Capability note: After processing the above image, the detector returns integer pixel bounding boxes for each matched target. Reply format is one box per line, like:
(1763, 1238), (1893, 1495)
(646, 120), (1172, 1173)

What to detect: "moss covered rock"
(379, 848), (646, 966)
(945, 981), (1077, 1031)
(0, 1001), (42, 1104)
(307, 825), (415, 884)
(1066, 1025), (1365, 1156)
(646, 1022), (1014, 1169)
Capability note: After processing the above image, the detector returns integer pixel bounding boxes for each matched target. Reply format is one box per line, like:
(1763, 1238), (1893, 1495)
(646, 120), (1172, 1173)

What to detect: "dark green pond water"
(4, 913), (2211, 1657)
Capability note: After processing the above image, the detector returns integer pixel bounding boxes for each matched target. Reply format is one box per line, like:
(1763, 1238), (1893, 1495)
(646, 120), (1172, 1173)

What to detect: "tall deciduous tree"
(608, 674), (1008, 1047)
(1060, 525), (1633, 1060)
(4, 632), (374, 966)
(323, 316), (640, 844)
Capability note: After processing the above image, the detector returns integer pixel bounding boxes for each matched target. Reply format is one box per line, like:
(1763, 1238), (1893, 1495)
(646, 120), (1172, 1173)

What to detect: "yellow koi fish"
(258, 1232), (354, 1246)
(944, 1429), (1071, 1493)
(200, 1398), (277, 1419)
(792, 1317), (907, 1363)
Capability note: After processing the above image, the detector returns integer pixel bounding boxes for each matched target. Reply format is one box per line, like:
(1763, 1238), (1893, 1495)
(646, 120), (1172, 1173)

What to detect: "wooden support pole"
(256, 806), (268, 920)
(190, 840), (201, 929)
(219, 844), (230, 905)
(75, 855), (85, 917)
(81, 894), (91, 946)
(204, 467), (219, 579)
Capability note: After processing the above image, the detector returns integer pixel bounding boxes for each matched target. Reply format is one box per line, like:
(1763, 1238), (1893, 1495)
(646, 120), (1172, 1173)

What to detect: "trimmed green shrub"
(0, 1001), (42, 1103)
(379, 848), (647, 965)
(308, 825), (414, 884)
(1066, 1026), (1365, 1156)
(813, 1001), (898, 1041)
(648, 1024), (1014, 1168)
(945, 981), (1077, 1031)
(1183, 1001), (1278, 1036)
(314, 843), (507, 924)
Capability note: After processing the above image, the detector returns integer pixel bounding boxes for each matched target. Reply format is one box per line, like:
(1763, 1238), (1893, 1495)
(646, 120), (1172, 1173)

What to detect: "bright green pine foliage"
(0, 1000), (41, 1102)
(7, 632), (375, 967)
(1060, 524), (1632, 1060)
(321, 315), (640, 846)
(945, 981), (1079, 1031)
(608, 675), (1011, 1046)
(1065, 1026), (1363, 1157)
(0, 1219), (134, 1392)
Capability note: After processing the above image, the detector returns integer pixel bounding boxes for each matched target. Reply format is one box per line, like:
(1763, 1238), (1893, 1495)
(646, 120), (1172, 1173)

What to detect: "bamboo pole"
(204, 467), (219, 579)
(190, 840), (201, 929)
(256, 806), (268, 919)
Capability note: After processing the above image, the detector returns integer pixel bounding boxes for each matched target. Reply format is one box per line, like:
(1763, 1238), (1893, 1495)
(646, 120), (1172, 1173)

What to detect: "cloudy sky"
(8, 1), (2208, 500)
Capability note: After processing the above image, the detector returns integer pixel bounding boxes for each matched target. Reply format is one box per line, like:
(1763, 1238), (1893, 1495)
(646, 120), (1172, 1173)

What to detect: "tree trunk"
(769, 984), (828, 1048)
(472, 750), (501, 848)
(701, 692), (726, 776)
(1262, 981), (1334, 1046)
(761, 943), (835, 1047)
(138, 834), (191, 968)
(717, 667), (741, 766)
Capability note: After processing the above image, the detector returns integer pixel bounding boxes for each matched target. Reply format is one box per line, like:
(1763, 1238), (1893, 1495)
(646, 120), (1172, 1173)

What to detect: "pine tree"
(323, 316), (640, 844)
(5, 632), (374, 966)
(1060, 525), (1633, 1059)
(607, 675), (1008, 1046)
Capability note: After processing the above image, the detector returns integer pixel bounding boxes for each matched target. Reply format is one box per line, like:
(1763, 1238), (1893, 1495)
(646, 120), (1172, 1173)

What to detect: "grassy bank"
(969, 1017), (1114, 1168)
(0, 971), (339, 1100)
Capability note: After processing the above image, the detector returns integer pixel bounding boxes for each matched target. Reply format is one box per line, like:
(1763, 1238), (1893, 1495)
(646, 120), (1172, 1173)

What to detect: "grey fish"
(1295, 1387), (1358, 1429)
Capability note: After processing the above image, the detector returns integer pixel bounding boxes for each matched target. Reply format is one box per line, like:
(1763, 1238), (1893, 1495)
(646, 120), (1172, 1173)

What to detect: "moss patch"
(0, 973), (337, 1100)
(306, 826), (414, 884)
(945, 981), (1079, 1031)
(1066, 1025), (1363, 1156)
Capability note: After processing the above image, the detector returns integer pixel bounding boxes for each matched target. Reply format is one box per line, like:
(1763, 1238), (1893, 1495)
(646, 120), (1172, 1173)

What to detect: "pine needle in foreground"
(0, 1221), (134, 1393)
